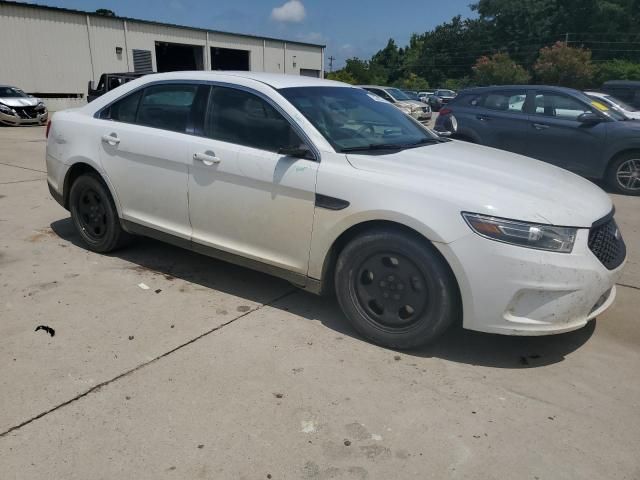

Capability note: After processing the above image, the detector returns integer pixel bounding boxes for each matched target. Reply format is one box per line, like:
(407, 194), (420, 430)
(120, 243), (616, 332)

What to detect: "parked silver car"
(0, 85), (48, 126)
(358, 85), (432, 123)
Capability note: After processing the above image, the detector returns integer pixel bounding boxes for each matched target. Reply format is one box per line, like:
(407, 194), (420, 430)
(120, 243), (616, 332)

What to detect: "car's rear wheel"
(334, 229), (459, 349)
(607, 152), (640, 196)
(69, 173), (127, 252)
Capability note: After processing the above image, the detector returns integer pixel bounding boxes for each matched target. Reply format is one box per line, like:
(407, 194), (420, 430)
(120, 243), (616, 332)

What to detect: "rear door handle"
(532, 123), (550, 130)
(101, 134), (120, 145)
(193, 152), (221, 166)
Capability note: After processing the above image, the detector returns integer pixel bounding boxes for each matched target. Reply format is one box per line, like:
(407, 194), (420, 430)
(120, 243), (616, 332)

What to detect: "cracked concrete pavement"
(1, 125), (639, 479)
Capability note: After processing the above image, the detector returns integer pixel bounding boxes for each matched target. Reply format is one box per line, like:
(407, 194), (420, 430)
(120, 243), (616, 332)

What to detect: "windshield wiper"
(340, 138), (442, 153)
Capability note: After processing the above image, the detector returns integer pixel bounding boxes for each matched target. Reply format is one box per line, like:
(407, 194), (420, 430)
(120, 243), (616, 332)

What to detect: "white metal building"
(0, 1), (325, 110)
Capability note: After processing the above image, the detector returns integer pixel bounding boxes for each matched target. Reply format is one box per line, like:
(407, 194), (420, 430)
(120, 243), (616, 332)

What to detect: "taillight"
(45, 119), (52, 138)
(439, 108), (453, 116)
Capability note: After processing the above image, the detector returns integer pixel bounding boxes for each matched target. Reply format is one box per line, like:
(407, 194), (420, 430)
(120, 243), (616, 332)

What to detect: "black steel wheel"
(335, 229), (459, 349)
(69, 173), (127, 253)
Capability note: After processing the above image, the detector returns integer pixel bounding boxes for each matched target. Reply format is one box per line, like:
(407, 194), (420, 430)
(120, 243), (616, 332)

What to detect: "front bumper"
(0, 109), (48, 126)
(436, 228), (625, 335)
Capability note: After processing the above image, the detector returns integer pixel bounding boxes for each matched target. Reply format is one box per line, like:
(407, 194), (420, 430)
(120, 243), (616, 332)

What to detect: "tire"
(69, 173), (128, 253)
(334, 229), (459, 349)
(606, 152), (640, 196)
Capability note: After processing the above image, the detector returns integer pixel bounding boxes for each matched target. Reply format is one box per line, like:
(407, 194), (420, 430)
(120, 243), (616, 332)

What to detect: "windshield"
(0, 86), (28, 98)
(403, 91), (420, 100)
(436, 90), (455, 97)
(279, 86), (439, 153)
(385, 88), (412, 101)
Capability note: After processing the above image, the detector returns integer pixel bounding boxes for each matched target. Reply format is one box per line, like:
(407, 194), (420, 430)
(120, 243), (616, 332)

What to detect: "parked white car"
(585, 90), (640, 120)
(46, 72), (626, 348)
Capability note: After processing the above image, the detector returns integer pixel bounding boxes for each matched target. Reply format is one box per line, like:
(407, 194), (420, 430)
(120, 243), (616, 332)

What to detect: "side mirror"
(577, 112), (602, 125)
(278, 144), (315, 160)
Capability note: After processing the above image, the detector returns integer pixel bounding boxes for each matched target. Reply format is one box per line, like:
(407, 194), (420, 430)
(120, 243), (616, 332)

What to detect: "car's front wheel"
(607, 152), (640, 196)
(334, 229), (459, 349)
(69, 173), (128, 253)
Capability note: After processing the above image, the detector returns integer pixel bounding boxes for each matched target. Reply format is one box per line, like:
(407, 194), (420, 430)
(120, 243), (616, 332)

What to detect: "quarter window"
(205, 87), (302, 152)
(534, 93), (592, 121)
(101, 90), (142, 123)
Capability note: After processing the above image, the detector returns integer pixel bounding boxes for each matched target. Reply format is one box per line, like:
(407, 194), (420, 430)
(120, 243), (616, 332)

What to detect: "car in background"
(601, 80), (640, 109)
(402, 90), (420, 100)
(428, 89), (456, 111)
(359, 85), (432, 123)
(418, 91), (434, 102)
(46, 71), (625, 349)
(88, 72), (146, 102)
(435, 85), (640, 195)
(585, 91), (640, 120)
(0, 85), (48, 126)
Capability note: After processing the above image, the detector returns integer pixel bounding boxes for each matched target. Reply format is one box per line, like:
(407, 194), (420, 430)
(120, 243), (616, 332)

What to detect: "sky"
(21, 0), (475, 68)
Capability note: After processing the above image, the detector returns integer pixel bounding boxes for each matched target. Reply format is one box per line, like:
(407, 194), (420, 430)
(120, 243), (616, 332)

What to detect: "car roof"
(603, 80), (640, 87)
(459, 85), (581, 95)
(357, 85), (396, 90)
(584, 91), (606, 96)
(129, 71), (350, 90)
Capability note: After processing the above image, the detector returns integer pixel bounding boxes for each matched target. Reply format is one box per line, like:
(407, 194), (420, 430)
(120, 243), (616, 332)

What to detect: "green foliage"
(95, 8), (116, 16)
(533, 42), (595, 88)
(326, 70), (357, 84)
(397, 73), (430, 91)
(338, 58), (388, 85)
(473, 53), (530, 85)
(595, 59), (640, 85)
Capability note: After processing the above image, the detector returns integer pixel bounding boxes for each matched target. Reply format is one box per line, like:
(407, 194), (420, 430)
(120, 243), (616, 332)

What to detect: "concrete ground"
(0, 125), (639, 480)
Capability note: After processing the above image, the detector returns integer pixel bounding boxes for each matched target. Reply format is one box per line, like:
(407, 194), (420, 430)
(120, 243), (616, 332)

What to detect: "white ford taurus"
(46, 72), (626, 349)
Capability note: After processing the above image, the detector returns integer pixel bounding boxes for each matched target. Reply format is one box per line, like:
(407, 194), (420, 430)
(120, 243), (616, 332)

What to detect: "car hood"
(397, 100), (426, 109)
(346, 140), (612, 228)
(0, 97), (39, 107)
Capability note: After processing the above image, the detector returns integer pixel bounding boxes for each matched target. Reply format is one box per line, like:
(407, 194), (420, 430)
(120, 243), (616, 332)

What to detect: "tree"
(371, 39), (403, 84)
(533, 42), (595, 88)
(95, 9), (116, 16)
(397, 73), (429, 91)
(472, 52), (530, 85)
(595, 59), (640, 85)
(339, 58), (387, 85)
(326, 70), (356, 84)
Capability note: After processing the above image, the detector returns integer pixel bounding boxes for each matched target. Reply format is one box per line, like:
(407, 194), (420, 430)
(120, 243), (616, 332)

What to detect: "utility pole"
(565, 32), (570, 45)
(328, 55), (335, 72)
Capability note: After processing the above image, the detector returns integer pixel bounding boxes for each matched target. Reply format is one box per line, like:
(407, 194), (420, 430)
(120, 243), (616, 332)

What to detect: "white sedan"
(46, 72), (626, 349)
(585, 90), (640, 120)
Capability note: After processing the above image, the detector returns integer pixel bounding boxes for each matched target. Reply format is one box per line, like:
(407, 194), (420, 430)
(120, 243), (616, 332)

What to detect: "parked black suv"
(87, 73), (146, 102)
(435, 85), (640, 195)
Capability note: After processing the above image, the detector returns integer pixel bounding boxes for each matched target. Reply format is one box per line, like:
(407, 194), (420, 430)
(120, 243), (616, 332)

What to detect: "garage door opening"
(155, 41), (204, 72)
(211, 47), (250, 71)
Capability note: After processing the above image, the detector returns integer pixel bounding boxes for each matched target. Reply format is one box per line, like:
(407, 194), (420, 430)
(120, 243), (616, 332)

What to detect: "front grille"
(14, 106), (38, 119)
(588, 217), (626, 270)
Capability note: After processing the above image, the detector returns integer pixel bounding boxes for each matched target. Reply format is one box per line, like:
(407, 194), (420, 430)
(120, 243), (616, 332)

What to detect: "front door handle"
(101, 134), (120, 145)
(532, 123), (550, 130)
(193, 152), (221, 166)
(476, 115), (493, 121)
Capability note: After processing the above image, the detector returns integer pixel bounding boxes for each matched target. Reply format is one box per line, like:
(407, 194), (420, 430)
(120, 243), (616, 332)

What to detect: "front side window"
(534, 93), (592, 121)
(482, 91), (527, 113)
(280, 86), (440, 152)
(205, 86), (302, 152)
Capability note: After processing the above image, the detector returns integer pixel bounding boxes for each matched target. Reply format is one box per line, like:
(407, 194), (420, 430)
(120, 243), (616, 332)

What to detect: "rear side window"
(101, 90), (142, 123)
(205, 86), (302, 152)
(137, 84), (199, 133)
(534, 93), (592, 121)
(482, 91), (527, 112)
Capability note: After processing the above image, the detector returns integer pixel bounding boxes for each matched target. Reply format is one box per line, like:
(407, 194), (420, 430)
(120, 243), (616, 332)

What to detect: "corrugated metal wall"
(0, 2), (324, 102)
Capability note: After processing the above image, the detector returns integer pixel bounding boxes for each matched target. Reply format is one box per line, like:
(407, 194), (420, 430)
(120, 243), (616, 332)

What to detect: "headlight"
(398, 105), (412, 114)
(0, 103), (13, 114)
(35, 101), (45, 111)
(462, 213), (577, 253)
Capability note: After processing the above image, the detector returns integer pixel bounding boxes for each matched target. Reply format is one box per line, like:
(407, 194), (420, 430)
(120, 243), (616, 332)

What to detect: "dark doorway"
(300, 68), (320, 78)
(211, 47), (250, 71)
(155, 41), (204, 72)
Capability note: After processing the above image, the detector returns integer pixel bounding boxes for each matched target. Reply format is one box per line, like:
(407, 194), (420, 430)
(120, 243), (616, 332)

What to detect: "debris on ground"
(155, 289), (162, 294)
(34, 325), (55, 337)
(137, 283), (150, 290)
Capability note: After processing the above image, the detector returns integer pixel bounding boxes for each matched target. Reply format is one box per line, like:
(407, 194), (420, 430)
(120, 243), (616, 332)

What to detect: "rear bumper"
(0, 110), (48, 126)
(436, 229), (625, 336)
